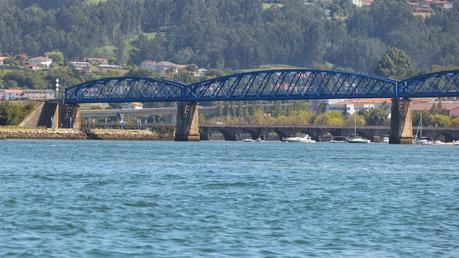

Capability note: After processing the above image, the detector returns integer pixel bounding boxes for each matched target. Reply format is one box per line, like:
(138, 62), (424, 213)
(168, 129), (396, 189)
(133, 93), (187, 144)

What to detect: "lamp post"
(55, 78), (60, 98)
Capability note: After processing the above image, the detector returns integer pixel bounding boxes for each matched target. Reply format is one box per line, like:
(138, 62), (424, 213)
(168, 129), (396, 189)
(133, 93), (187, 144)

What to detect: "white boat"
(383, 136), (390, 144)
(347, 114), (371, 143)
(329, 139), (347, 143)
(243, 138), (264, 143)
(414, 138), (433, 145)
(283, 134), (316, 143)
(413, 113), (433, 145)
(347, 136), (371, 144)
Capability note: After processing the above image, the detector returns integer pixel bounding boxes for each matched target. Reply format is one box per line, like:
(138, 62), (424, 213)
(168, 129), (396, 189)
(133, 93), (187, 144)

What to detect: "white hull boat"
(347, 136), (371, 144)
(283, 135), (316, 144)
(413, 114), (433, 145)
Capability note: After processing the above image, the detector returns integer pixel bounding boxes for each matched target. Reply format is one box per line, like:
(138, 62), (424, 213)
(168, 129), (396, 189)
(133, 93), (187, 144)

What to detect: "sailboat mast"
(354, 113), (357, 135)
(420, 113), (423, 138)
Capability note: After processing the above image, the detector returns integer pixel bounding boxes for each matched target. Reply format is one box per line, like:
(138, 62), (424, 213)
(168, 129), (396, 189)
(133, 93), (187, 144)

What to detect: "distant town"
(352, 0), (453, 16)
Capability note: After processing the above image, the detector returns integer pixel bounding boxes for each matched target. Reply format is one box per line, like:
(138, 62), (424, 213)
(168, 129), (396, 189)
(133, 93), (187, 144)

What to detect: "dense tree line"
(1, 0), (459, 75)
(0, 101), (36, 125)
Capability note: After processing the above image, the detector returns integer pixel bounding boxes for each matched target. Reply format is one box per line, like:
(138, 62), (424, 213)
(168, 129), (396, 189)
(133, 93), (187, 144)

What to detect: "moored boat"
(347, 136), (371, 144)
(413, 113), (433, 145)
(283, 134), (316, 143)
(347, 114), (371, 143)
(329, 139), (347, 143)
(383, 136), (389, 144)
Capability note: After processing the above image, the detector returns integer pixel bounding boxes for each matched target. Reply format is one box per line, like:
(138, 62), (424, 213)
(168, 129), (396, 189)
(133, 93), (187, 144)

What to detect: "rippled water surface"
(1, 140), (458, 257)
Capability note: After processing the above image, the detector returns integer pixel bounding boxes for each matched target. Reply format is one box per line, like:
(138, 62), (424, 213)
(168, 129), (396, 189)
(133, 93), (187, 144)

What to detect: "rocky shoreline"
(0, 128), (174, 141)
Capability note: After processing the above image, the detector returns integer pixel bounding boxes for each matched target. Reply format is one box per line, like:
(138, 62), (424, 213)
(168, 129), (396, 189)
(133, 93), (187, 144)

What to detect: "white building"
(23, 89), (55, 100)
(141, 60), (187, 75)
(352, 0), (374, 7)
(121, 102), (144, 110)
(97, 64), (122, 70)
(85, 57), (109, 65)
(327, 103), (356, 114)
(70, 61), (91, 71)
(0, 89), (24, 100)
(28, 57), (53, 68)
(326, 99), (389, 114)
(0, 89), (55, 101)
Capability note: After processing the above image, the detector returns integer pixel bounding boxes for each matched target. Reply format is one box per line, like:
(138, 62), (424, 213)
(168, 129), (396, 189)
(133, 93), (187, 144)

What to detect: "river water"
(0, 140), (458, 257)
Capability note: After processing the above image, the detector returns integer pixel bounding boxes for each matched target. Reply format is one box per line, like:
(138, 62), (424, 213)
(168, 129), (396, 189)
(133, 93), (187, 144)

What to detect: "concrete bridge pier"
(390, 98), (413, 144)
(61, 104), (81, 129)
(19, 101), (81, 129)
(175, 102), (200, 141)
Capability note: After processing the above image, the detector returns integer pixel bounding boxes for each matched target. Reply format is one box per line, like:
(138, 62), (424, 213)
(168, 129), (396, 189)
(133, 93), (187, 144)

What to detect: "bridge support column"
(60, 104), (81, 129)
(175, 102), (200, 141)
(390, 98), (413, 144)
(52, 103), (60, 129)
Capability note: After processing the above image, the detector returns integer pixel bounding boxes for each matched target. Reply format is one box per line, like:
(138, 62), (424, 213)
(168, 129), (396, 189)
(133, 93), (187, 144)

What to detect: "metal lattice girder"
(64, 77), (186, 104)
(188, 69), (397, 102)
(400, 70), (459, 98)
(64, 70), (459, 104)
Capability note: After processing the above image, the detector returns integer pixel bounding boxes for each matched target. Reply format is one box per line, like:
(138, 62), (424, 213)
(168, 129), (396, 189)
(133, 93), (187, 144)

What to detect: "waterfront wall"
(0, 128), (87, 140)
(86, 129), (161, 140)
(0, 128), (175, 141)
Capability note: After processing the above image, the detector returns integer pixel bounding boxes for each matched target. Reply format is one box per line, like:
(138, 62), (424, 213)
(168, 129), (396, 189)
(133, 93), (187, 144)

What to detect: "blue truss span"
(188, 69), (397, 101)
(64, 77), (186, 104)
(400, 70), (459, 98)
(64, 69), (459, 104)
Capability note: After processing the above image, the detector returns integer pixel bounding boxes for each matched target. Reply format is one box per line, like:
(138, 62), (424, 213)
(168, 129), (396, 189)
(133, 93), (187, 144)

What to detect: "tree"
(358, 108), (389, 126)
(313, 111), (344, 126)
(0, 102), (34, 125)
(344, 113), (366, 127)
(452, 116), (459, 127)
(375, 48), (413, 80)
(430, 114), (451, 127)
(45, 50), (65, 66)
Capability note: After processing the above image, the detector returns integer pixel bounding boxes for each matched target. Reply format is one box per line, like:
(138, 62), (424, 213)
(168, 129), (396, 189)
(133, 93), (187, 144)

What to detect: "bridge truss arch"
(399, 70), (459, 98)
(64, 77), (186, 104)
(188, 69), (398, 102)
(64, 69), (459, 104)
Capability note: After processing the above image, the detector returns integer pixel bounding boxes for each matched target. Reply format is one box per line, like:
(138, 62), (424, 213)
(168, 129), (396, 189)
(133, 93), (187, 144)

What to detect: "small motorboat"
(382, 136), (389, 144)
(347, 136), (371, 144)
(329, 140), (347, 143)
(283, 134), (316, 144)
(413, 137), (433, 145)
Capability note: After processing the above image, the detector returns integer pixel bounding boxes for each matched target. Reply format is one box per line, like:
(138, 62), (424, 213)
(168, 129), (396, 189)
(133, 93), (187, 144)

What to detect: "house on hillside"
(28, 56), (53, 68)
(70, 61), (91, 71)
(97, 64), (122, 70)
(141, 60), (187, 75)
(85, 57), (109, 65)
(352, 0), (374, 7)
(0, 56), (8, 66)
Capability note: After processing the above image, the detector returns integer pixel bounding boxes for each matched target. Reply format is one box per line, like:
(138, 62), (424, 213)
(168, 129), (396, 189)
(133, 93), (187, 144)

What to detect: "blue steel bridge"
(60, 69), (459, 143)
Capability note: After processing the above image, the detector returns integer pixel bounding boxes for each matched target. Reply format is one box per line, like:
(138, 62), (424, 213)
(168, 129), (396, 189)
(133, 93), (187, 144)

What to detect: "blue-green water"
(1, 140), (458, 257)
